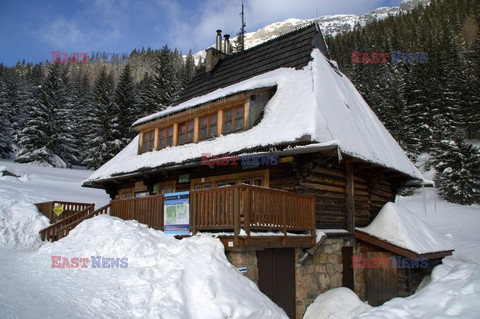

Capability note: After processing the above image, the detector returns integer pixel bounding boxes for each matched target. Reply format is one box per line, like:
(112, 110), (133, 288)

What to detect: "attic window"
(142, 130), (155, 153)
(224, 106), (244, 134)
(159, 126), (173, 149)
(200, 113), (217, 140)
(179, 120), (194, 145)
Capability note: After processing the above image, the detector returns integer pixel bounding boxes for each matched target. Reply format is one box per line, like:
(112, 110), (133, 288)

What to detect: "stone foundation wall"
(226, 251), (259, 284)
(295, 238), (347, 319)
(225, 238), (350, 319)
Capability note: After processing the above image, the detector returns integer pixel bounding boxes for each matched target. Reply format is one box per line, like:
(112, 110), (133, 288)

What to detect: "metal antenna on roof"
(240, 0), (246, 52)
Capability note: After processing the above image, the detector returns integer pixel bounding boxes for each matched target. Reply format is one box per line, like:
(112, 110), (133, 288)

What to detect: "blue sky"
(0, 0), (402, 66)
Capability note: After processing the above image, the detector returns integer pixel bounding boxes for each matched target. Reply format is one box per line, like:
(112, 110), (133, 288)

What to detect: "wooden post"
(233, 187), (240, 246)
(310, 195), (316, 245)
(154, 128), (160, 150)
(217, 109), (223, 136)
(345, 161), (355, 233)
(243, 186), (251, 236)
(190, 192), (196, 235)
(193, 117), (200, 143)
(172, 123), (179, 146)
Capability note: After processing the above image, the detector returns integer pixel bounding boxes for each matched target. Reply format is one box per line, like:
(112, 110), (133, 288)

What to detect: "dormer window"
(159, 126), (173, 149)
(179, 120), (194, 145)
(142, 130), (155, 153)
(135, 87), (276, 155)
(224, 106), (244, 134)
(200, 113), (217, 140)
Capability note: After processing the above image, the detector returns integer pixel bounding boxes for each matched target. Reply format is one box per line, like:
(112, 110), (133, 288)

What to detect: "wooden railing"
(190, 185), (316, 241)
(37, 186), (314, 245)
(110, 195), (163, 230)
(35, 201), (95, 223)
(39, 204), (110, 242)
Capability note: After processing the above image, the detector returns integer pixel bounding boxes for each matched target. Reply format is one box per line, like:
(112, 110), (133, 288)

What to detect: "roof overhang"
(82, 141), (339, 188)
(356, 229), (454, 260)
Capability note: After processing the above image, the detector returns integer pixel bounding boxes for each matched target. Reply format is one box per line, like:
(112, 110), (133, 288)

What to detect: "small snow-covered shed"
(355, 202), (454, 305)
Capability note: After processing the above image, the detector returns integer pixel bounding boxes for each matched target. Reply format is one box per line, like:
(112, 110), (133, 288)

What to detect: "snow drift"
(36, 215), (287, 318)
(357, 202), (453, 254)
(303, 287), (371, 319)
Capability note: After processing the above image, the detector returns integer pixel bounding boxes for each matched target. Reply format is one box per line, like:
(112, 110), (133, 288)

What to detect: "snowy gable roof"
(85, 25), (422, 184)
(356, 202), (454, 256)
(134, 23), (328, 127)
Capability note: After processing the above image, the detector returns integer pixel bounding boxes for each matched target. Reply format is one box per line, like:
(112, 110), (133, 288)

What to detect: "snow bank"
(0, 196), (49, 248)
(37, 215), (287, 318)
(358, 202), (453, 254)
(303, 287), (371, 319)
(355, 257), (480, 318)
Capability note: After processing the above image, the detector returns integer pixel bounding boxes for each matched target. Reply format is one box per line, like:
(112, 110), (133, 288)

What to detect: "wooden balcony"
(36, 186), (316, 249)
(190, 185), (316, 250)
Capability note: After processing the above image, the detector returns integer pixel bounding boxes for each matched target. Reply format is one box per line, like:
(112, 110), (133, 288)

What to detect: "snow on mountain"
(194, 0), (428, 62)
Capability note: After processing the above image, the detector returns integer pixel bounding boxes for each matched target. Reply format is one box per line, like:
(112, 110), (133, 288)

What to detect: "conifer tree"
(16, 63), (73, 167)
(82, 67), (120, 169)
(115, 64), (138, 144)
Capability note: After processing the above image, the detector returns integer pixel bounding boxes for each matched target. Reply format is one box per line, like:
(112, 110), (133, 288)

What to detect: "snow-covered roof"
(357, 202), (454, 255)
(86, 47), (422, 184)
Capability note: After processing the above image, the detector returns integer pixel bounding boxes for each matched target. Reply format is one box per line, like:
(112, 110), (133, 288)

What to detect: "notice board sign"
(164, 191), (190, 235)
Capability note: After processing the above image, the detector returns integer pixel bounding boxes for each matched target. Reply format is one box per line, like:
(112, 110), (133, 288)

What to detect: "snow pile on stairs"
(303, 287), (371, 319)
(0, 176), (49, 248)
(37, 215), (288, 319)
(357, 202), (453, 254)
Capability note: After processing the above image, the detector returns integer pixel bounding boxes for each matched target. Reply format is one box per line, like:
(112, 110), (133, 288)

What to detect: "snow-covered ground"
(1, 160), (480, 318)
(305, 185), (480, 318)
(0, 160), (287, 318)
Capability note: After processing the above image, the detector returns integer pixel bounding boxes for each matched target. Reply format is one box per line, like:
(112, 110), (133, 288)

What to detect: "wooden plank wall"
(269, 155), (397, 229)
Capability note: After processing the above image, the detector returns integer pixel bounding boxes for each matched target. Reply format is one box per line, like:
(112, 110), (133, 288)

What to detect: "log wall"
(269, 154), (397, 229)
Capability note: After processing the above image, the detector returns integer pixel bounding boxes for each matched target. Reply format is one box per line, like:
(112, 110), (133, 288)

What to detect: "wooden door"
(364, 252), (397, 306)
(257, 248), (295, 318)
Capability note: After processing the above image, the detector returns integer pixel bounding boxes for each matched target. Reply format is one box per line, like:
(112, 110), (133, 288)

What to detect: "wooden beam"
(356, 230), (454, 259)
(345, 161), (355, 233)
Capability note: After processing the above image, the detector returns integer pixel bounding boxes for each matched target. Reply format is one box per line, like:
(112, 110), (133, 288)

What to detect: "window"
(179, 120), (194, 145)
(142, 130), (155, 153)
(224, 106), (244, 134)
(159, 126), (173, 149)
(135, 191), (149, 198)
(191, 170), (268, 191)
(200, 114), (217, 140)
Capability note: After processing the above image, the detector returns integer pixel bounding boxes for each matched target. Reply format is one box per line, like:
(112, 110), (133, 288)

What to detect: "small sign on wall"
(178, 174), (190, 183)
(164, 191), (190, 235)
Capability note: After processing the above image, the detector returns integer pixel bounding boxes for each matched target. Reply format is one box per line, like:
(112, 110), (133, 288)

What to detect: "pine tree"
(82, 67), (120, 169)
(433, 138), (480, 205)
(115, 64), (138, 144)
(16, 63), (73, 167)
(0, 80), (12, 158)
(156, 44), (180, 106)
(181, 50), (196, 90)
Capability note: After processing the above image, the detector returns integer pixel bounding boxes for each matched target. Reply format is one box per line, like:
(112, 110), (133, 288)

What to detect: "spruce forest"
(0, 0), (478, 205)
(326, 0), (479, 205)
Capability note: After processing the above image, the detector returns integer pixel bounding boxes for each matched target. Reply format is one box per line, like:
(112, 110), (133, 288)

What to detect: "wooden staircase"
(36, 201), (111, 242)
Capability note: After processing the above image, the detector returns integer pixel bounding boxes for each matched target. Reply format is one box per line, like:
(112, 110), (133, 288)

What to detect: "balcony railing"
(110, 195), (163, 230)
(36, 186), (316, 247)
(190, 185), (316, 246)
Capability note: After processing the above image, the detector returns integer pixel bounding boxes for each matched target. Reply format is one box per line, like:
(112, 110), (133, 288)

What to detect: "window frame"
(223, 105), (244, 135)
(142, 130), (155, 153)
(199, 113), (218, 141)
(158, 126), (174, 150)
